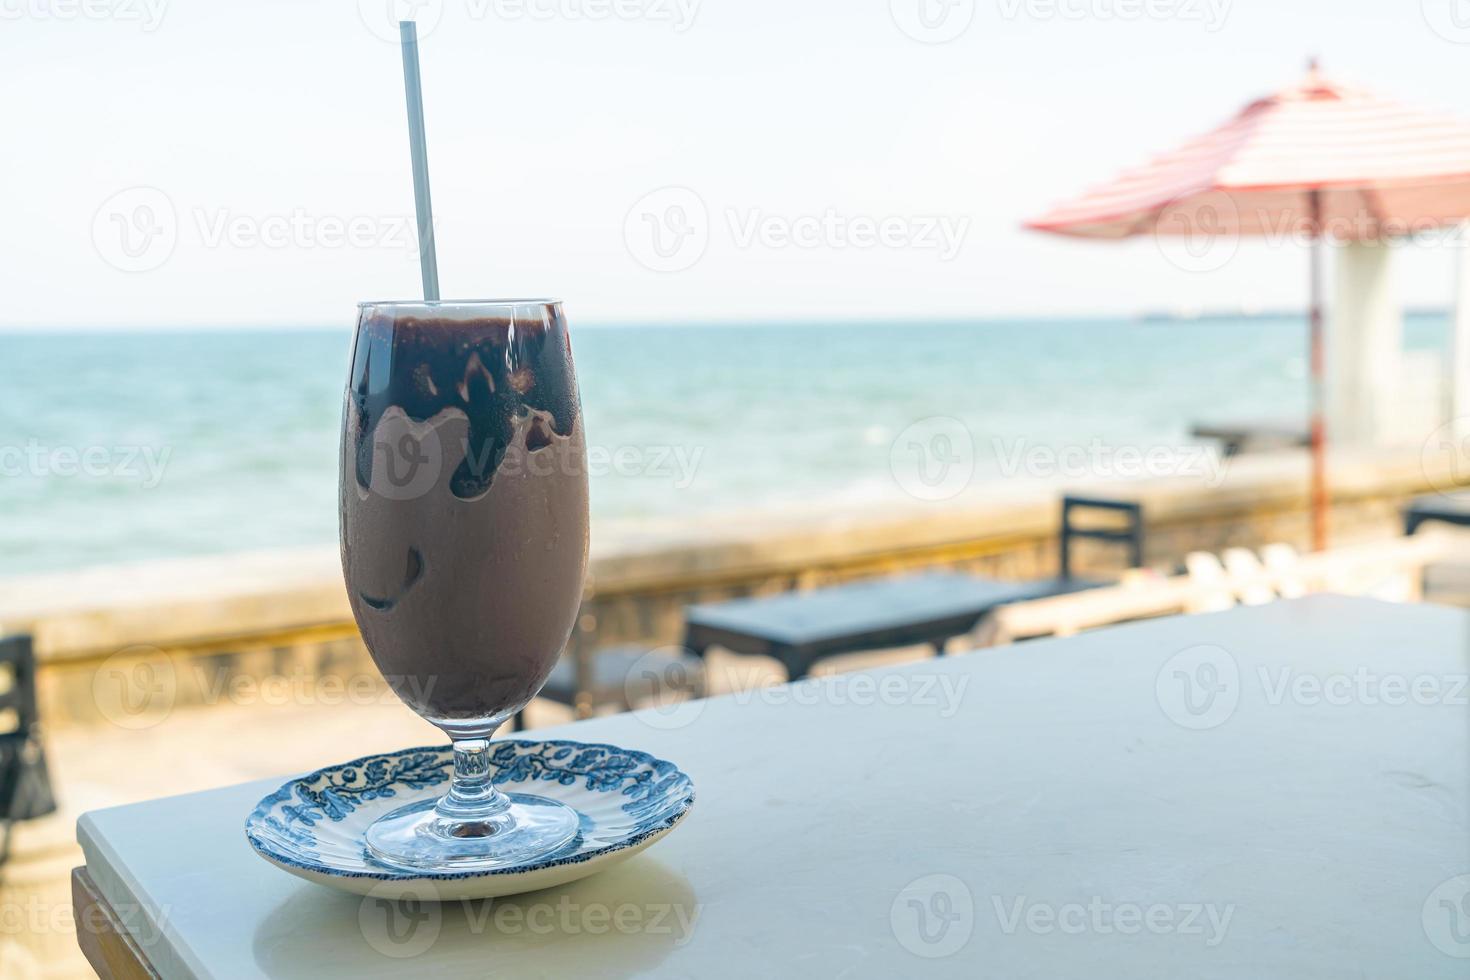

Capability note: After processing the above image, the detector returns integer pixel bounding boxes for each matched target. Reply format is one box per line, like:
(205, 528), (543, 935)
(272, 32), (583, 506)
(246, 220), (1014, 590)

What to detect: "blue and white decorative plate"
(245, 740), (695, 900)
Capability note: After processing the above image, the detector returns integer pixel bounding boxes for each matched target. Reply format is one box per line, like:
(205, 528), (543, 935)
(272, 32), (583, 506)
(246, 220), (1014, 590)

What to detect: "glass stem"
(434, 738), (512, 824)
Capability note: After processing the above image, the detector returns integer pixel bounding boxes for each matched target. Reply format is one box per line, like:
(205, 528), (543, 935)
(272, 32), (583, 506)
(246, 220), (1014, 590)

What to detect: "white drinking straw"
(399, 20), (441, 301)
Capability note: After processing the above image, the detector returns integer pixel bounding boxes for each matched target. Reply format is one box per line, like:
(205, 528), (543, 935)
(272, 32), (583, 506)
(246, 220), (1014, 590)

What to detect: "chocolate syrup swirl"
(348, 307), (579, 498)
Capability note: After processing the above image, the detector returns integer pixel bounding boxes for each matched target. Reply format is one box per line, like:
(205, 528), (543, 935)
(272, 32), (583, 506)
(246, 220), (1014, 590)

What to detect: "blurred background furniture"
(974, 529), (1469, 645)
(1260, 543), (1308, 598)
(1404, 492), (1470, 535)
(1057, 494), (1145, 584)
(1402, 494), (1470, 602)
(0, 634), (57, 871)
(513, 643), (706, 731)
(1190, 418), (1309, 457)
(1222, 548), (1277, 605)
(682, 573), (1060, 681)
(683, 495), (1147, 680)
(1183, 551), (1236, 612)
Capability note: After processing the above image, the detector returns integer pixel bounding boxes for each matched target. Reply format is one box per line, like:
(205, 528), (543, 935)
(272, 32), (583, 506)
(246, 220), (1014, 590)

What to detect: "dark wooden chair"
(1058, 494), (1146, 581)
(1015, 494), (1148, 599)
(0, 634), (57, 870)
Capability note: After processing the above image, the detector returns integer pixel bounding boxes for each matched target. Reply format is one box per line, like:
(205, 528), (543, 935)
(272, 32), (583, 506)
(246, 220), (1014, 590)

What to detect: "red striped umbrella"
(1026, 63), (1470, 550)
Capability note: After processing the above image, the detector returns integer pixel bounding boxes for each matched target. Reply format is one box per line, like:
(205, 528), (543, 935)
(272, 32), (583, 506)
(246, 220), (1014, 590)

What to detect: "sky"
(4, 0), (1470, 328)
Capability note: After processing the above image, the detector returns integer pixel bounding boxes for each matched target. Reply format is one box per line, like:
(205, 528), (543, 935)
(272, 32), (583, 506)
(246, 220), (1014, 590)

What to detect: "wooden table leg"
(71, 867), (158, 979)
(773, 645), (814, 681)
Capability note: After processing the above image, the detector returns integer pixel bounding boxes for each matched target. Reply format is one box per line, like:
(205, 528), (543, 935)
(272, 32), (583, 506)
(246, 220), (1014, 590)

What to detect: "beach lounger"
(680, 495), (1143, 679)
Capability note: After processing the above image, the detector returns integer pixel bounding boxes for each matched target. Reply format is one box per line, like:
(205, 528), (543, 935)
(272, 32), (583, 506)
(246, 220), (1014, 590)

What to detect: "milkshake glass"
(340, 299), (589, 871)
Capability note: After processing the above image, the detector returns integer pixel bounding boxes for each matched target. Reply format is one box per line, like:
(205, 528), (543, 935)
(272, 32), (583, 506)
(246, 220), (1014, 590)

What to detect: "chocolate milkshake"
(339, 300), (589, 738)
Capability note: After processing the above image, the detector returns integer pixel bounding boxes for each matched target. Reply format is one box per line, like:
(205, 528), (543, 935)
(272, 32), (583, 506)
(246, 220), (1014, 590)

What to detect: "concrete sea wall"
(1, 448), (1461, 729)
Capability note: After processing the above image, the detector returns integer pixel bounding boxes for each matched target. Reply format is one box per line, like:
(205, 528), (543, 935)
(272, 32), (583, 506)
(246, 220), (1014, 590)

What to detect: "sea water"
(0, 314), (1448, 576)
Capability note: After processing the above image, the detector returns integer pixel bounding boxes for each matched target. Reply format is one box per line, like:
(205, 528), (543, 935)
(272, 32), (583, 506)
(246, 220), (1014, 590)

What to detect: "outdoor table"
(1188, 418), (1309, 457)
(681, 571), (1094, 679)
(74, 596), (1468, 977)
(1405, 492), (1470, 535)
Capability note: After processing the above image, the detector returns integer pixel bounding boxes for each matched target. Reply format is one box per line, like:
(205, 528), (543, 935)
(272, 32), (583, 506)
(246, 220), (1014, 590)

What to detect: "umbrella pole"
(1308, 189), (1328, 551)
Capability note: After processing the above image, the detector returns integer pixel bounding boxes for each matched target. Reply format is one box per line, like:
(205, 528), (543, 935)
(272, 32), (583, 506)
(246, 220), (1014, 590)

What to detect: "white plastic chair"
(1184, 552), (1235, 612)
(1222, 548), (1276, 605)
(1260, 543), (1308, 598)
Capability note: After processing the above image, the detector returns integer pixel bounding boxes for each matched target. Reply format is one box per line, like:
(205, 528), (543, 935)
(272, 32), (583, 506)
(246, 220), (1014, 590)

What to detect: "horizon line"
(2, 306), (1451, 334)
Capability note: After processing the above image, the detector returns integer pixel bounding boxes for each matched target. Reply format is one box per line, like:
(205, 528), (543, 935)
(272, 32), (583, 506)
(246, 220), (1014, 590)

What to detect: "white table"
(75, 596), (1470, 978)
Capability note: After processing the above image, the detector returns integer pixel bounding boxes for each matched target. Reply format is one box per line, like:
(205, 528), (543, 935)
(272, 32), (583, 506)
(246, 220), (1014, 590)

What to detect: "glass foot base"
(364, 792), (580, 873)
